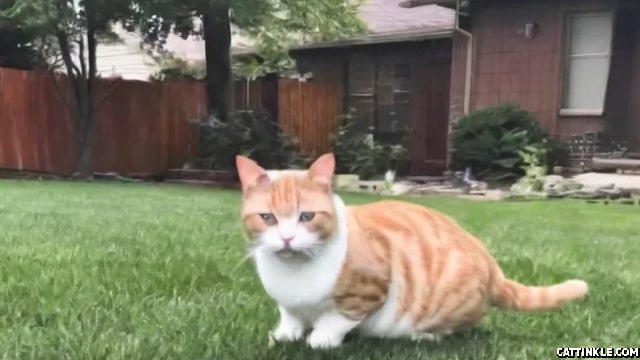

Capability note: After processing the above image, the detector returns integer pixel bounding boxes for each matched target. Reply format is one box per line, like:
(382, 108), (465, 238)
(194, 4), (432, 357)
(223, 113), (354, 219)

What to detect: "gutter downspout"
(454, 0), (473, 114)
(446, 0), (473, 173)
(457, 28), (473, 114)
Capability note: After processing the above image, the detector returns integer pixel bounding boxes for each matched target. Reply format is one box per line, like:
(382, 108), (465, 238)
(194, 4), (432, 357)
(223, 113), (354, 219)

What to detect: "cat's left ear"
(307, 153), (335, 187)
(236, 155), (269, 192)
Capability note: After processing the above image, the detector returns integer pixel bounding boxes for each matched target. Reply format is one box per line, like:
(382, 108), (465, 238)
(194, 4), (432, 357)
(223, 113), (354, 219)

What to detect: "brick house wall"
(453, 0), (640, 151)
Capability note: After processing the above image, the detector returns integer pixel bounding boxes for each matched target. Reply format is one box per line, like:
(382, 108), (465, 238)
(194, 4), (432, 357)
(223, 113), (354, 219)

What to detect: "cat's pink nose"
(281, 237), (293, 246)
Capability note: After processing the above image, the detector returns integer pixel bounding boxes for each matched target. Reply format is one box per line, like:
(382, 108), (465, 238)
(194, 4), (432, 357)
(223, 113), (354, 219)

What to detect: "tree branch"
(55, 30), (84, 129)
(86, 2), (98, 120)
(50, 54), (64, 70)
(76, 36), (87, 79)
(56, 31), (80, 95)
(61, 34), (84, 79)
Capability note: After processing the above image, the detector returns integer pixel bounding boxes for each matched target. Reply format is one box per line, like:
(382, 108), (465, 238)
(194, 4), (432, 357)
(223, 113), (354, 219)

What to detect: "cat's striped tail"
(490, 277), (589, 311)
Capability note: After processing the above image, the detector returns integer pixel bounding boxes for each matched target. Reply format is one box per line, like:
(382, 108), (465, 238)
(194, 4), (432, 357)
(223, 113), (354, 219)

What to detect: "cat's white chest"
(252, 195), (349, 314)
(253, 241), (346, 311)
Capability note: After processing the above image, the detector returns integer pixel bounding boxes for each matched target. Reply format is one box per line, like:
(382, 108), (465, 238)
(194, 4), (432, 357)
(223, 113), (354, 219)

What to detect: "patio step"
(592, 157), (640, 175)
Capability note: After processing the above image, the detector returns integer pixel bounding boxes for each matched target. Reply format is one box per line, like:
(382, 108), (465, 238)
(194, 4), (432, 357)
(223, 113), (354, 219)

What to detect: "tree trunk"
(55, 5), (97, 178)
(75, 8), (97, 178)
(202, 1), (231, 122)
(76, 135), (93, 177)
(74, 79), (93, 178)
(56, 30), (88, 178)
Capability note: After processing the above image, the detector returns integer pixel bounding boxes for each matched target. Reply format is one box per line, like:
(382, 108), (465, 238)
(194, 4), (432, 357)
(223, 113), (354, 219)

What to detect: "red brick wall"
(464, 0), (640, 145)
(471, 1), (561, 133)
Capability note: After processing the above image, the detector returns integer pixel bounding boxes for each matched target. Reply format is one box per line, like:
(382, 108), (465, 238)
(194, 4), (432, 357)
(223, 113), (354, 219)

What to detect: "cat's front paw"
(268, 322), (304, 347)
(306, 330), (343, 349)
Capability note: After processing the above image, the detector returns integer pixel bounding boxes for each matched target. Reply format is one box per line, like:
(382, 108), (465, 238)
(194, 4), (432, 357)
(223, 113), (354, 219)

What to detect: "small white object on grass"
(384, 169), (396, 190)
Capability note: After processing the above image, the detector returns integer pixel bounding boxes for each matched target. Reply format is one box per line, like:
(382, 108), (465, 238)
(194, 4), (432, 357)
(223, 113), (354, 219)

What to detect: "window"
(561, 11), (615, 116)
(346, 59), (411, 142)
(346, 60), (376, 133)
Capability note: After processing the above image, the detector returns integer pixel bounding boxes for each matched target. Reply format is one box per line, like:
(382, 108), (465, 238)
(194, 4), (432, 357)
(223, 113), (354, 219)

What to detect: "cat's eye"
(299, 212), (315, 222)
(259, 213), (277, 225)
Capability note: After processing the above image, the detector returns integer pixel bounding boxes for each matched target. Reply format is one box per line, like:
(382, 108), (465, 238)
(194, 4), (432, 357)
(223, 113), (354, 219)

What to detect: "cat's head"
(236, 153), (338, 257)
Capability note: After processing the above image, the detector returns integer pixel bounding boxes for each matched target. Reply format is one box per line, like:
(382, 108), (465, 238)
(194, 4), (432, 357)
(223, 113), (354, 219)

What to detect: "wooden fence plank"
(278, 79), (341, 157)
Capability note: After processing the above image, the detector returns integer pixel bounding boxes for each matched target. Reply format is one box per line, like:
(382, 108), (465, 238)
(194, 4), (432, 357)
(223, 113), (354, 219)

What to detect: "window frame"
(559, 10), (616, 117)
(345, 58), (412, 142)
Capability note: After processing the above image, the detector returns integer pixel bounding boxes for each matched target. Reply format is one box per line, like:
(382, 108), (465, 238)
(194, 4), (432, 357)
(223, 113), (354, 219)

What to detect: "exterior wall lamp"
(524, 21), (540, 39)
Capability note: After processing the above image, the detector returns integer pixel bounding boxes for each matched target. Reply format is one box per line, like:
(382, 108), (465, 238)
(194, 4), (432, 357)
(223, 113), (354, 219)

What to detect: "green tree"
(0, 0), (50, 69)
(2, 0), (137, 177)
(134, 0), (366, 121)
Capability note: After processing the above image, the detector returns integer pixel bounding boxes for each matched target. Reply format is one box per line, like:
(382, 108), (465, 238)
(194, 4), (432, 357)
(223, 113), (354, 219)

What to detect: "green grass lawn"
(0, 180), (638, 360)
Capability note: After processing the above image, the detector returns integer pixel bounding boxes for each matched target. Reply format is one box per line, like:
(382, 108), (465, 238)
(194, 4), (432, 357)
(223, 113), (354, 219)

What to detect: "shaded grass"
(0, 180), (638, 359)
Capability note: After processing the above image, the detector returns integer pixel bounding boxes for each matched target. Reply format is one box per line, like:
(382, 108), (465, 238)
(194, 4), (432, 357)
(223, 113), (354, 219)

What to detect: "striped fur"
(236, 153), (589, 349)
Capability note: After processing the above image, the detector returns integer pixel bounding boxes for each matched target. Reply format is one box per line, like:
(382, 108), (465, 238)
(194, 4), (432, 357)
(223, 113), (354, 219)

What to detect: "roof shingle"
(359, 0), (455, 35)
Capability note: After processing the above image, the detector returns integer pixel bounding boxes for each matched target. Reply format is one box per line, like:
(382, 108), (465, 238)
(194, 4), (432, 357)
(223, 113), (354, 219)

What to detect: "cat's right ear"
(236, 155), (268, 193)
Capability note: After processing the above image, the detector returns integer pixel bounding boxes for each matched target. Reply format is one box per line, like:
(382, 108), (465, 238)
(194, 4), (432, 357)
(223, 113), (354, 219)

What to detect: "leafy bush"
(152, 57), (206, 81)
(545, 137), (570, 167)
(518, 143), (549, 192)
(195, 109), (309, 170)
(331, 111), (409, 180)
(451, 103), (553, 181)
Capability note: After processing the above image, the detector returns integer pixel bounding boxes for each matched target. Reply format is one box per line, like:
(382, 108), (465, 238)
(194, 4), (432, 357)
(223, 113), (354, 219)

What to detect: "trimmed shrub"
(451, 103), (551, 181)
(195, 109), (308, 170)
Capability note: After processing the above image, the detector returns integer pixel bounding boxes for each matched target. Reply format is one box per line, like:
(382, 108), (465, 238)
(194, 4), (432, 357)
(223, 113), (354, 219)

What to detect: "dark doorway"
(409, 56), (451, 175)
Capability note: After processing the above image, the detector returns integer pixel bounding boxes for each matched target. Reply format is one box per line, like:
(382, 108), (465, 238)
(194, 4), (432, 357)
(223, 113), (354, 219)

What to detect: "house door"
(344, 50), (451, 176)
(409, 57), (451, 176)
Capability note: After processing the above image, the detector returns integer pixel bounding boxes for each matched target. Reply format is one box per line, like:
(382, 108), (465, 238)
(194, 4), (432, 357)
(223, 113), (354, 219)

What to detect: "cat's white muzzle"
(257, 219), (322, 255)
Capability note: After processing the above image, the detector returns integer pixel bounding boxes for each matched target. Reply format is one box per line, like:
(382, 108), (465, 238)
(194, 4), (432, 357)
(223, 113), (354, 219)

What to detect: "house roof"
(291, 0), (456, 50)
(362, 0), (455, 35)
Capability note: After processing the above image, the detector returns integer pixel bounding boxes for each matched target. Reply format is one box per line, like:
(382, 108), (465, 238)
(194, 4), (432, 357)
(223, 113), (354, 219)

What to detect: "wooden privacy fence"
(0, 68), (208, 175)
(0, 68), (280, 176)
(234, 76), (279, 120)
(278, 79), (341, 157)
(0, 67), (336, 176)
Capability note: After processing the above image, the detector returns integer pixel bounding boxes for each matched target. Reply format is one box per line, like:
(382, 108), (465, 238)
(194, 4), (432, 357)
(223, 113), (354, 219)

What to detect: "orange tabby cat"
(236, 153), (588, 349)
